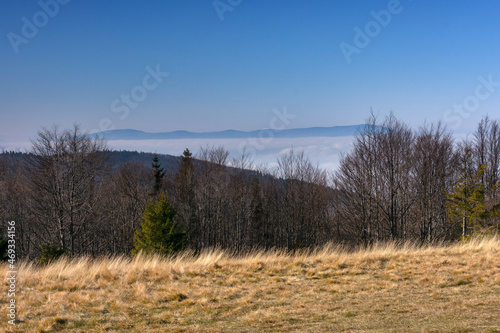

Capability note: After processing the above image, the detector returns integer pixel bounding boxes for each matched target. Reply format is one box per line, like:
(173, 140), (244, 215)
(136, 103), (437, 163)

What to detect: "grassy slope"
(1, 238), (499, 333)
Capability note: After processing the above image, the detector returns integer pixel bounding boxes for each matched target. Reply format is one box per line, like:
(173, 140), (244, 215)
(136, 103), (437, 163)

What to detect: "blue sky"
(1, 0), (500, 142)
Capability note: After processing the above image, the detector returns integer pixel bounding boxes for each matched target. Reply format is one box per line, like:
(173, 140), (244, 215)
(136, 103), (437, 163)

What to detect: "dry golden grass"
(1, 237), (499, 332)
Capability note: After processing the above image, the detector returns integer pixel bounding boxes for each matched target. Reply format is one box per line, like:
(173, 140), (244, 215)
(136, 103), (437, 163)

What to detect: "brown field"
(1, 237), (499, 333)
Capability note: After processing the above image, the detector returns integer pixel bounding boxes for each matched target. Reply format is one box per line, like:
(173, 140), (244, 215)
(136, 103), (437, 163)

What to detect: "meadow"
(1, 237), (499, 332)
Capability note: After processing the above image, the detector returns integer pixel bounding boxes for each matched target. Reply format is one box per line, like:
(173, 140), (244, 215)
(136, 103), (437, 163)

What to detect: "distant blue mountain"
(97, 125), (371, 140)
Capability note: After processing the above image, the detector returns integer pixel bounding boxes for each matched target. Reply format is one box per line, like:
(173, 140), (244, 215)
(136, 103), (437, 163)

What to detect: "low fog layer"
(0, 136), (355, 171)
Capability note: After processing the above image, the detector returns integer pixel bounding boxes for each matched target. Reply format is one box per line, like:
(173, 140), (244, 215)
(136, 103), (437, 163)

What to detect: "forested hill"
(0, 150), (263, 178)
(0, 150), (182, 173)
(3, 115), (500, 261)
(107, 150), (181, 173)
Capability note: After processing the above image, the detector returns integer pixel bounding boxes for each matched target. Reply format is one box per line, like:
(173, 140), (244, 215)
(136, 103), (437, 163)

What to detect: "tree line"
(1, 115), (499, 260)
(334, 114), (500, 244)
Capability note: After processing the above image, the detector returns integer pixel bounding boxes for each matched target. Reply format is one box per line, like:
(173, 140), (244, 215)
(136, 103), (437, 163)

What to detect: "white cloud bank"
(0, 137), (356, 172)
(105, 136), (355, 171)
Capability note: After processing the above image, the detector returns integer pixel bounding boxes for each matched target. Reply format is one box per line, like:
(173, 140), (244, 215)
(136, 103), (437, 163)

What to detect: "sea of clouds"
(1, 136), (356, 172)
(105, 136), (355, 171)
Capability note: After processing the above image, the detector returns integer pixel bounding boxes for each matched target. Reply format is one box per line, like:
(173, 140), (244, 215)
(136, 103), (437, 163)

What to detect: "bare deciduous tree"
(25, 125), (109, 255)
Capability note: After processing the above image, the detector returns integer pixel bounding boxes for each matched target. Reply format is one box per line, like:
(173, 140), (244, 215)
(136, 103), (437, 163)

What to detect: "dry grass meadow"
(1, 237), (499, 333)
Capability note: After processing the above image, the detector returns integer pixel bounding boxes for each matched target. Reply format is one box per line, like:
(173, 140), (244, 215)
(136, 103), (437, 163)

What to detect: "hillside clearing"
(1, 238), (499, 332)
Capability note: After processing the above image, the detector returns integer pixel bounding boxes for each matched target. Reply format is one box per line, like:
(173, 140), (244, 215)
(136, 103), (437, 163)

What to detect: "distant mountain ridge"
(98, 125), (369, 141)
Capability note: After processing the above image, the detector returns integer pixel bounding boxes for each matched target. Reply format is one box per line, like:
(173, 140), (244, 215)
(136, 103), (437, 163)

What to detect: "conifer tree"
(447, 147), (487, 238)
(132, 194), (186, 256)
(175, 148), (198, 248)
(176, 149), (195, 205)
(250, 177), (266, 246)
(151, 154), (166, 196)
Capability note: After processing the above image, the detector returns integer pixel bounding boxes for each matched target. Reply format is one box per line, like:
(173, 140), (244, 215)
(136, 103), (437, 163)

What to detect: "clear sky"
(1, 0), (500, 143)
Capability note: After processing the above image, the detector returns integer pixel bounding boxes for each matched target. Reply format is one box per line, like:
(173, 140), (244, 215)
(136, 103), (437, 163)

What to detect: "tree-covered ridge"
(1, 115), (500, 260)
